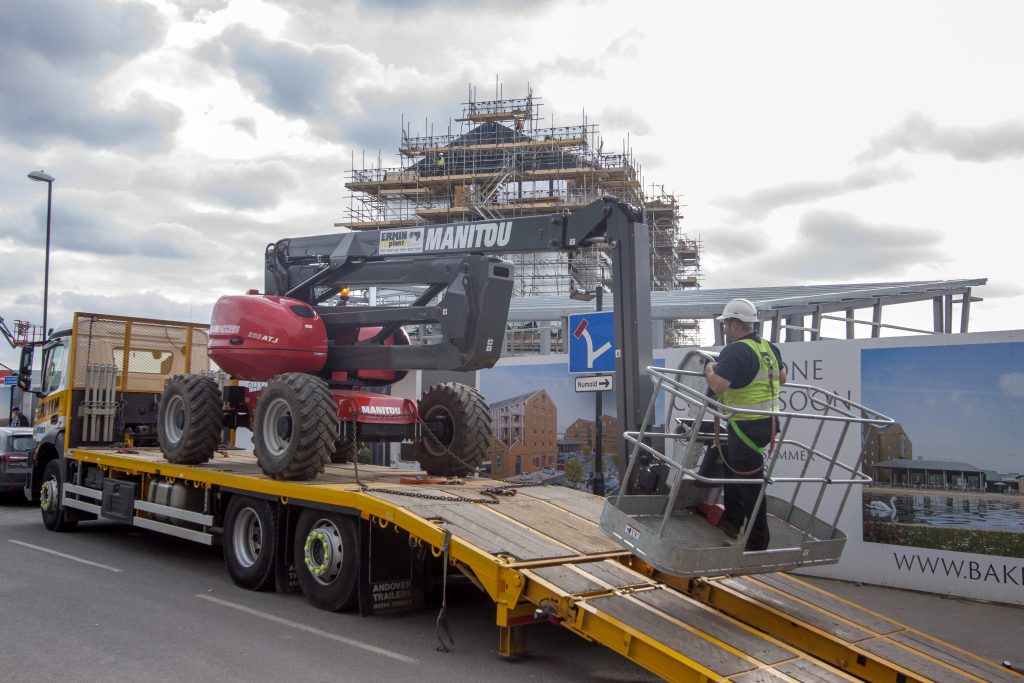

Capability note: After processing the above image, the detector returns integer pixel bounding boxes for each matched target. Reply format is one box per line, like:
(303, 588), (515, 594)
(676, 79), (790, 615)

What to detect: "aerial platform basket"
(601, 350), (894, 578)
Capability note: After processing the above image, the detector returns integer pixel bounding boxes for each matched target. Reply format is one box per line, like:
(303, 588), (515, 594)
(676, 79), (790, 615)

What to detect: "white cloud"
(860, 113), (1024, 163)
(714, 165), (911, 220)
(0, 0), (181, 152)
(600, 107), (654, 136)
(703, 208), (949, 288)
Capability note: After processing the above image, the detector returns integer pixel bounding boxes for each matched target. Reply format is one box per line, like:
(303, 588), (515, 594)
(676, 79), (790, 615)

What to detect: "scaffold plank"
(346, 166), (606, 193)
(455, 111), (531, 123)
(377, 187), (431, 195)
(414, 200), (589, 218)
(334, 218), (426, 229)
(399, 137), (587, 156)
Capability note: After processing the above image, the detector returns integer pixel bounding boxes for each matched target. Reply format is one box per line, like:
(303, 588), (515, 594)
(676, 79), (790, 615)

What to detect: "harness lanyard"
(721, 362), (778, 475)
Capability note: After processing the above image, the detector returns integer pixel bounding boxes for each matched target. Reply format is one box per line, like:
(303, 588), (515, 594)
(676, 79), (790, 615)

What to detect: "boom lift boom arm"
(263, 196), (655, 454)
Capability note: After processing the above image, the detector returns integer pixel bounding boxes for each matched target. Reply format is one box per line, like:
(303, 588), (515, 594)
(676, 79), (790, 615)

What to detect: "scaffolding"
(341, 85), (702, 347)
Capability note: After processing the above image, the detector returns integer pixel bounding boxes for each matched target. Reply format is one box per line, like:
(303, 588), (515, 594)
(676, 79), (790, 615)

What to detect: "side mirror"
(17, 345), (34, 392)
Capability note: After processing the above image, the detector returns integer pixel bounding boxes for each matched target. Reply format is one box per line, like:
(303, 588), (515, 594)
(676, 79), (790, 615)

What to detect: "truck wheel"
(293, 508), (358, 611)
(413, 383), (490, 477)
(253, 373), (337, 481)
(330, 437), (358, 464)
(158, 375), (222, 465)
(223, 496), (277, 591)
(40, 460), (77, 532)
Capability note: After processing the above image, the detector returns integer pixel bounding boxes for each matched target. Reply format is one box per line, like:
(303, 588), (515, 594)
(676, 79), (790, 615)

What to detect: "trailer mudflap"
(274, 504), (300, 594)
(358, 517), (427, 616)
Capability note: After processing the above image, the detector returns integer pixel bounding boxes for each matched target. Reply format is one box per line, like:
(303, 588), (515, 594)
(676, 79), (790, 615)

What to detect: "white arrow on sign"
(574, 375), (614, 393)
(572, 318), (612, 369)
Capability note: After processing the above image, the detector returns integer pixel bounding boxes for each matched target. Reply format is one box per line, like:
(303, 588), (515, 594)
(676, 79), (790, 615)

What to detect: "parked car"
(0, 427), (35, 494)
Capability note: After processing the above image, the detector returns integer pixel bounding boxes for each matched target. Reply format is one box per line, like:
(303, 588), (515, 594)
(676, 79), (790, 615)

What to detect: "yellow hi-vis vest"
(719, 337), (780, 421)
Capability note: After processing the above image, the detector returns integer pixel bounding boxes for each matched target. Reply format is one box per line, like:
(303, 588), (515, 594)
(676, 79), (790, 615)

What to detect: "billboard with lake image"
(860, 340), (1024, 566)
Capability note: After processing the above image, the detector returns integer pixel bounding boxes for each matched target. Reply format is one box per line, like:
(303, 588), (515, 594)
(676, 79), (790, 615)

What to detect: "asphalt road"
(0, 494), (658, 683)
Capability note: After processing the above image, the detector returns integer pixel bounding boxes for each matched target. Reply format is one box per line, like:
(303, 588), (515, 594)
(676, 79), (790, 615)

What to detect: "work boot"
(718, 519), (739, 540)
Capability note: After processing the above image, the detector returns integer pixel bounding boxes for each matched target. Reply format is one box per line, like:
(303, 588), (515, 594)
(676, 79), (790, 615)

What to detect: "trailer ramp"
(67, 449), (1021, 682)
(688, 573), (1022, 683)
(355, 473), (1024, 682)
(362, 482), (882, 681)
(520, 559), (860, 682)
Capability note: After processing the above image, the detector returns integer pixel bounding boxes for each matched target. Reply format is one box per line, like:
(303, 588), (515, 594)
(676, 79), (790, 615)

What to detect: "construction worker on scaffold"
(704, 298), (786, 551)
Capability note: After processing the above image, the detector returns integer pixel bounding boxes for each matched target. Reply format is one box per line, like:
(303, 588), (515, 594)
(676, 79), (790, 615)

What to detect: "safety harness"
(714, 337), (780, 473)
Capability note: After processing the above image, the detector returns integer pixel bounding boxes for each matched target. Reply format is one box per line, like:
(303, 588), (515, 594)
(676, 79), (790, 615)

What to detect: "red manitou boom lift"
(156, 197), (654, 481)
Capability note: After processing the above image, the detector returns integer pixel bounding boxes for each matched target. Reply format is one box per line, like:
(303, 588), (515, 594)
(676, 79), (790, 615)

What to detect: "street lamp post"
(27, 170), (54, 341)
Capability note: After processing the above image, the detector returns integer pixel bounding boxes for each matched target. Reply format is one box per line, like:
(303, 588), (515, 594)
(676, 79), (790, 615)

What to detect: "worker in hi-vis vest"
(703, 298), (786, 551)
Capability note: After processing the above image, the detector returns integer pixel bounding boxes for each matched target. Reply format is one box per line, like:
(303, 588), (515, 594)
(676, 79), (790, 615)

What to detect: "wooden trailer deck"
(66, 447), (1023, 682)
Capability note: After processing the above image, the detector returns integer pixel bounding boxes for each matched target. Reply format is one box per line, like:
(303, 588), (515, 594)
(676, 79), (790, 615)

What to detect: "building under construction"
(340, 87), (701, 347)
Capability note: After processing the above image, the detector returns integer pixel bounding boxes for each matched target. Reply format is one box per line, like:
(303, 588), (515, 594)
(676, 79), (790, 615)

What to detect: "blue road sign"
(2, 375), (17, 385)
(568, 311), (615, 374)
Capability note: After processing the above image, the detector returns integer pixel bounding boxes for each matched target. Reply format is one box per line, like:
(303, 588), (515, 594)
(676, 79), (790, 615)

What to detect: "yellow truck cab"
(19, 313), (210, 504)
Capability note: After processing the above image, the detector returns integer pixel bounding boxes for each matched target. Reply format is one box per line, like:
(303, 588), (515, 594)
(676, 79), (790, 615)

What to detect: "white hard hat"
(716, 298), (759, 323)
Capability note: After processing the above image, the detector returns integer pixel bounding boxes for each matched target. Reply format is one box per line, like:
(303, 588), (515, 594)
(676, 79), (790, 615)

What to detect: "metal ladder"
(468, 150), (516, 220)
(79, 363), (118, 443)
(601, 349), (894, 577)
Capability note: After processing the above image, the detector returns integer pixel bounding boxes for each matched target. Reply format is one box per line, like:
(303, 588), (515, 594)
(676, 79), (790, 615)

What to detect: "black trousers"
(722, 417), (772, 551)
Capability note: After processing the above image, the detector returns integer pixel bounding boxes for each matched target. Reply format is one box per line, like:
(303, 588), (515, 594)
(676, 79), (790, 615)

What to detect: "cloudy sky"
(2, 0), (1022, 370)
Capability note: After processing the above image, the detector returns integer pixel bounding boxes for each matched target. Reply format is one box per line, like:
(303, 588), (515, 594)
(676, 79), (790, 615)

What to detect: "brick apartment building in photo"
(487, 389), (557, 479)
(564, 415), (620, 459)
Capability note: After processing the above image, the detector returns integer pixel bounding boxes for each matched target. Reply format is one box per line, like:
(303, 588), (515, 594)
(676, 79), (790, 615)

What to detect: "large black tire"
(330, 437), (358, 464)
(40, 460), (77, 532)
(293, 508), (359, 612)
(158, 375), (222, 465)
(223, 496), (277, 591)
(253, 373), (337, 481)
(412, 382), (490, 476)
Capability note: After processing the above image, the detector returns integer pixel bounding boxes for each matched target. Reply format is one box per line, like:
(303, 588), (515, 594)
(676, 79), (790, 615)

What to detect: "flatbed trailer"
(52, 446), (1022, 683)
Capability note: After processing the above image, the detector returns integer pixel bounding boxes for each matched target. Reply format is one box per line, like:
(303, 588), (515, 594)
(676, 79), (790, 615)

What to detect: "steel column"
(609, 210), (653, 473)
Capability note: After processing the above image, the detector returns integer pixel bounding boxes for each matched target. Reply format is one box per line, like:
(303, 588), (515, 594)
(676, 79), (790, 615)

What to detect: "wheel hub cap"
(303, 520), (343, 586)
(40, 478), (58, 512)
(262, 397), (294, 456)
(233, 508), (263, 568)
(164, 394), (185, 443)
